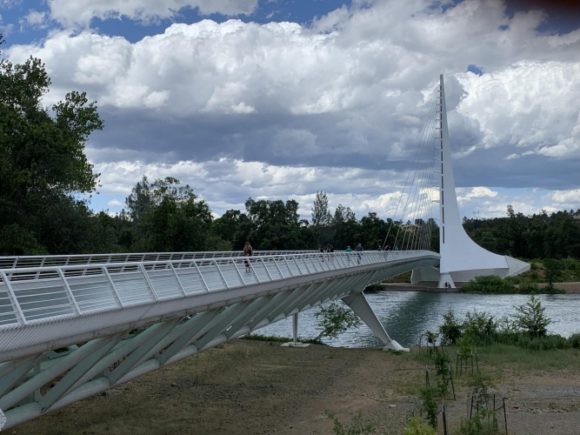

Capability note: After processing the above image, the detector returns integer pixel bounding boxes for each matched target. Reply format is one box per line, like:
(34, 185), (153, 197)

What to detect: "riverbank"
(13, 340), (580, 434)
(381, 282), (580, 293)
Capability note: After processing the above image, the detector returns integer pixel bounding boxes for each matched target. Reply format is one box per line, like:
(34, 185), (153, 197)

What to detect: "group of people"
(243, 240), (379, 271)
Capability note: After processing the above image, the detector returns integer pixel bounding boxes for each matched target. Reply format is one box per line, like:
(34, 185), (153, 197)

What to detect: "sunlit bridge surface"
(0, 249), (438, 429)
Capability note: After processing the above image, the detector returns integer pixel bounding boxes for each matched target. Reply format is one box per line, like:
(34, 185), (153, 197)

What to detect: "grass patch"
(477, 343), (580, 372)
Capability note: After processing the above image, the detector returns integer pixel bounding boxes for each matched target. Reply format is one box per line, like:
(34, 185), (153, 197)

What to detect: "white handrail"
(0, 251), (436, 330)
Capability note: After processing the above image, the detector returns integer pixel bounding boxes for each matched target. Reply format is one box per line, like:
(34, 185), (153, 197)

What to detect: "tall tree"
(311, 191), (333, 247)
(311, 191), (332, 226)
(244, 198), (308, 249)
(125, 177), (220, 252)
(0, 35), (103, 254)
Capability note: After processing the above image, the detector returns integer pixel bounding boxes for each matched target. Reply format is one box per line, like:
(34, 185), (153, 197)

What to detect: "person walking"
(243, 241), (253, 273)
(355, 242), (363, 264)
(345, 245), (353, 263)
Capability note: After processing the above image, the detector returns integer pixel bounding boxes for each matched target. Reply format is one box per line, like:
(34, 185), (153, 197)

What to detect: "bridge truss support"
(342, 292), (408, 351)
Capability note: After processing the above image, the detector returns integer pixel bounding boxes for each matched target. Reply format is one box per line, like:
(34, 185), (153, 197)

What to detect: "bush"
(315, 302), (361, 340)
(516, 279), (540, 294)
(463, 311), (497, 345)
(438, 311), (462, 345)
(512, 295), (551, 337)
(325, 411), (376, 435)
(462, 276), (515, 294)
(568, 333), (580, 349)
(404, 416), (436, 435)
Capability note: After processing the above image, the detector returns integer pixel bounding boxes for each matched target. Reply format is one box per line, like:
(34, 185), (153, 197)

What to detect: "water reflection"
(257, 291), (580, 348)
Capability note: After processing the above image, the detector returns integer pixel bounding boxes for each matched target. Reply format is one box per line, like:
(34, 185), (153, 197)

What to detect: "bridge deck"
(0, 250), (437, 360)
(0, 250), (440, 430)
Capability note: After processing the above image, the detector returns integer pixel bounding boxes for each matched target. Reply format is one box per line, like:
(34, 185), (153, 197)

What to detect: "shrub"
(463, 311), (497, 345)
(512, 295), (551, 337)
(462, 276), (515, 294)
(404, 416), (436, 435)
(315, 302), (361, 340)
(419, 386), (438, 429)
(438, 311), (462, 345)
(325, 411), (376, 435)
(516, 279), (540, 294)
(568, 333), (580, 349)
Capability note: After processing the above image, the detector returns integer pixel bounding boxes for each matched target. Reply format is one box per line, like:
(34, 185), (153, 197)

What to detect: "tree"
(126, 177), (219, 252)
(0, 35), (103, 254)
(244, 198), (307, 249)
(314, 302), (361, 340)
(213, 209), (253, 250)
(513, 295), (551, 338)
(311, 191), (331, 227)
(311, 191), (333, 247)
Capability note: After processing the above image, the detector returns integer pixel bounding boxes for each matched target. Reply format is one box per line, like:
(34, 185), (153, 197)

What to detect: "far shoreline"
(377, 282), (580, 294)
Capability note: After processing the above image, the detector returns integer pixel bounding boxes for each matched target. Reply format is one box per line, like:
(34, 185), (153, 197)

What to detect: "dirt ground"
(10, 340), (580, 435)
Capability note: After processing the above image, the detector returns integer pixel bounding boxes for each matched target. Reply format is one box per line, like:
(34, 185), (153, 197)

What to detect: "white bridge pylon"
(412, 75), (530, 287)
(0, 250), (438, 430)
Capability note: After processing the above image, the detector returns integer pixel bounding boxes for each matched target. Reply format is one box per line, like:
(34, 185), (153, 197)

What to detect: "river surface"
(257, 291), (580, 348)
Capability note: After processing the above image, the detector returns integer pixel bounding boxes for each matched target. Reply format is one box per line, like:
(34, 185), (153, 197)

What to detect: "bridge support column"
(438, 273), (456, 289)
(342, 292), (408, 352)
(281, 312), (309, 348)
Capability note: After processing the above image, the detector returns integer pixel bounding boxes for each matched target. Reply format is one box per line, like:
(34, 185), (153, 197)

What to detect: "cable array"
(382, 92), (440, 251)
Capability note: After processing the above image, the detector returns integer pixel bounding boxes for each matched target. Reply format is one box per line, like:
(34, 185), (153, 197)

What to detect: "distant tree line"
(464, 205), (580, 259)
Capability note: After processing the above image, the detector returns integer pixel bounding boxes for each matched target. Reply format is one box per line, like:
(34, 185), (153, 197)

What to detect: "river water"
(257, 291), (580, 348)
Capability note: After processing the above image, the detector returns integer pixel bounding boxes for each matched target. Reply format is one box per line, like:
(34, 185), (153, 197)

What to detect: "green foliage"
(312, 191), (332, 227)
(495, 332), (570, 350)
(325, 411), (376, 435)
(432, 349), (453, 397)
(0, 37), (103, 254)
(464, 208), (580, 259)
(419, 387), (438, 429)
(435, 302), (574, 351)
(403, 416), (436, 435)
(438, 311), (462, 345)
(458, 410), (499, 435)
(512, 295), (550, 338)
(461, 276), (515, 294)
(0, 223), (45, 255)
(463, 311), (497, 345)
(568, 333), (580, 349)
(244, 198), (311, 249)
(126, 176), (223, 252)
(543, 258), (562, 289)
(315, 302), (361, 340)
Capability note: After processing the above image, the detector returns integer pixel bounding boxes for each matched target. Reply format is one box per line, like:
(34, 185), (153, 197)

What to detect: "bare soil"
(11, 340), (580, 435)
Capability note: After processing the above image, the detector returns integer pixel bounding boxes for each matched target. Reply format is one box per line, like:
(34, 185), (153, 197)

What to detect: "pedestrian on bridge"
(355, 243), (363, 264)
(243, 241), (253, 273)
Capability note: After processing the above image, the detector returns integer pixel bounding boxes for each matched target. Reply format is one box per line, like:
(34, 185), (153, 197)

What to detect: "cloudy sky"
(1, 0), (579, 221)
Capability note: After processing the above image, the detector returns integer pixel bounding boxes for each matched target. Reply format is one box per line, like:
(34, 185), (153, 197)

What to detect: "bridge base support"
(342, 292), (409, 352)
(438, 273), (456, 289)
(281, 312), (310, 348)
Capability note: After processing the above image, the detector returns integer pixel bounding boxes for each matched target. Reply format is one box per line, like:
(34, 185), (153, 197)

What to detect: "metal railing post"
(102, 267), (124, 308)
(0, 271), (26, 325)
(57, 269), (81, 315)
(213, 260), (230, 289)
(169, 264), (187, 296)
(193, 261), (211, 292)
(231, 258), (248, 286)
(138, 264), (159, 301)
(282, 256), (296, 277)
(259, 258), (274, 281)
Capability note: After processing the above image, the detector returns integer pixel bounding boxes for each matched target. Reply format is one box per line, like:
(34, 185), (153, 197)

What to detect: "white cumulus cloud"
(48, 0), (258, 27)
